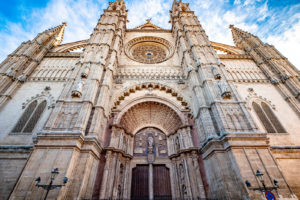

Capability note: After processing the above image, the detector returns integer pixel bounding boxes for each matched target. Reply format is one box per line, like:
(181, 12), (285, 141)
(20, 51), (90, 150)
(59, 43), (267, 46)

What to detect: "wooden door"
(153, 165), (172, 200)
(131, 165), (149, 200)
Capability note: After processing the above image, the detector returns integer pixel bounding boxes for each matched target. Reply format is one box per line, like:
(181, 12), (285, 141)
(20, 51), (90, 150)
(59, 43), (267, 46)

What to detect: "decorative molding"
(115, 66), (185, 81)
(45, 52), (81, 58)
(218, 54), (252, 59)
(245, 89), (276, 111)
(22, 89), (56, 109)
(112, 82), (189, 110)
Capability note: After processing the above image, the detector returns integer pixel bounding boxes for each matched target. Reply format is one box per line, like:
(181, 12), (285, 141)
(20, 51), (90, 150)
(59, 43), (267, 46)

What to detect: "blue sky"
(0, 0), (299, 68)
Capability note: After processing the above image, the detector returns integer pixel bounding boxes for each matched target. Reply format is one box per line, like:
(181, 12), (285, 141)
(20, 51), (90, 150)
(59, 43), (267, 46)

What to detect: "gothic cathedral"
(0, 0), (300, 199)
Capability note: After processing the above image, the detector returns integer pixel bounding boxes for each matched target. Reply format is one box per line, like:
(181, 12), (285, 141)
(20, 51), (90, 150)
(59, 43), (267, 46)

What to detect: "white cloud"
(0, 0), (107, 62)
(126, 0), (172, 29)
(266, 20), (300, 69)
(0, 0), (299, 69)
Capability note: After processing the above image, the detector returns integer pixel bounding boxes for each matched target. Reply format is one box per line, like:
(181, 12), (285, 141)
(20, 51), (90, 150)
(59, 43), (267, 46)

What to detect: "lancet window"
(12, 100), (47, 133)
(252, 101), (286, 133)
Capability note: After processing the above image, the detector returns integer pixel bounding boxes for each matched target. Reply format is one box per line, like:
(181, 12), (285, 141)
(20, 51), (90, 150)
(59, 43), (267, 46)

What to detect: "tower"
(0, 0), (299, 199)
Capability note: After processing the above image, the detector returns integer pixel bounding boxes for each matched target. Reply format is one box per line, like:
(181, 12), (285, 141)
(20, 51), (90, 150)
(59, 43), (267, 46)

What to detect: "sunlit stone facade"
(0, 0), (299, 199)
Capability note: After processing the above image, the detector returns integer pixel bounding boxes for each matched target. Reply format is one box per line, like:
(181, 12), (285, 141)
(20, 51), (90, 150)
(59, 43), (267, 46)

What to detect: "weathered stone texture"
(0, 0), (299, 199)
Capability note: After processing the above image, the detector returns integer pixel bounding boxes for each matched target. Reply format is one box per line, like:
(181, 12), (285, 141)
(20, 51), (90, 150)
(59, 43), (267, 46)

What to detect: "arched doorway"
(131, 127), (171, 200)
(96, 96), (206, 199)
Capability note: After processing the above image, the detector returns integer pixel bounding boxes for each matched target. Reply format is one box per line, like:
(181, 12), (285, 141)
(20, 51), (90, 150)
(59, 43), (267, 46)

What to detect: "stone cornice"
(218, 54), (252, 59)
(45, 52), (81, 58)
(200, 133), (269, 159)
(126, 29), (171, 33)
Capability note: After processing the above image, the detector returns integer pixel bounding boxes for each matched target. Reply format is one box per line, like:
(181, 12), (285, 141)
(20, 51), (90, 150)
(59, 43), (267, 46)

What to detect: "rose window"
(125, 36), (174, 64)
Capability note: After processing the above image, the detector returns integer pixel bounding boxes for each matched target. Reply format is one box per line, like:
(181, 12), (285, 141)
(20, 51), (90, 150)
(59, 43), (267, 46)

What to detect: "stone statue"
(148, 136), (154, 148)
(211, 66), (221, 80)
(175, 137), (180, 151)
(5, 67), (16, 78)
(17, 74), (27, 82)
(280, 74), (290, 83)
(72, 79), (84, 98)
(217, 81), (231, 99)
(81, 64), (90, 78)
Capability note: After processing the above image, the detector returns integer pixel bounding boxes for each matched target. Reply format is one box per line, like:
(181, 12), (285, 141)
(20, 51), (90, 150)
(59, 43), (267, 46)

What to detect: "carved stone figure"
(211, 66), (221, 80)
(179, 164), (185, 181)
(5, 67), (16, 78)
(81, 64), (90, 78)
(218, 81), (232, 99)
(271, 78), (280, 85)
(175, 136), (180, 151)
(148, 136), (154, 153)
(17, 74), (27, 82)
(280, 74), (290, 83)
(71, 79), (84, 97)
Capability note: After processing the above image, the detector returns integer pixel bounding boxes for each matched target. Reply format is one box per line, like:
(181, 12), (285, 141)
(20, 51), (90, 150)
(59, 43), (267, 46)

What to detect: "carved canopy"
(119, 101), (183, 135)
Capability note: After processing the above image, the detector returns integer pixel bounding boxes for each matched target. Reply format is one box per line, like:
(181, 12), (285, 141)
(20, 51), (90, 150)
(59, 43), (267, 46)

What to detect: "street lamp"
(245, 170), (279, 193)
(35, 168), (68, 200)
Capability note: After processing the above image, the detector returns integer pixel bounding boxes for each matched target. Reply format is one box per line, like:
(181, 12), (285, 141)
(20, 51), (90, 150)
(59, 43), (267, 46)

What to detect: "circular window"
(125, 36), (174, 64)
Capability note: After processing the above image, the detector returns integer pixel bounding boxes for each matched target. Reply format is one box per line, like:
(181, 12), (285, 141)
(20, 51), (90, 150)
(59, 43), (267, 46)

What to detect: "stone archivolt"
(119, 101), (183, 135)
(112, 82), (190, 110)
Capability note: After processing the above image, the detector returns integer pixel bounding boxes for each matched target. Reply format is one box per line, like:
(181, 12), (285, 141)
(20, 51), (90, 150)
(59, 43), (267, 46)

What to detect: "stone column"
(149, 163), (154, 200)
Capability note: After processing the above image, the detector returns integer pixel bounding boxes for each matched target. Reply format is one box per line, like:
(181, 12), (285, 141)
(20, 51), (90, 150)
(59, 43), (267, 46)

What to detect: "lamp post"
(245, 170), (279, 195)
(35, 168), (68, 200)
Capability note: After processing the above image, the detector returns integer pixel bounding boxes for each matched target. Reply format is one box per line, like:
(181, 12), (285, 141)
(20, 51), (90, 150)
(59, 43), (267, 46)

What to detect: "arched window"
(261, 102), (286, 133)
(12, 100), (47, 133)
(252, 101), (285, 133)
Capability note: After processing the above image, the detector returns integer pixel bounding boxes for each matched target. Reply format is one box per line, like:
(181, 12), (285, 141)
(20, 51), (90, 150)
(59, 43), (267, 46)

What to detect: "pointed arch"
(261, 102), (286, 133)
(12, 101), (38, 133)
(252, 101), (285, 133)
(23, 101), (47, 132)
(12, 100), (47, 133)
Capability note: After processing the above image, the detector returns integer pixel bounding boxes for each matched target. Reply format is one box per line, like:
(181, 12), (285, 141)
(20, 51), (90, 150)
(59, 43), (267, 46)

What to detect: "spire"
(229, 24), (252, 46)
(53, 22), (67, 46)
(46, 22), (67, 46)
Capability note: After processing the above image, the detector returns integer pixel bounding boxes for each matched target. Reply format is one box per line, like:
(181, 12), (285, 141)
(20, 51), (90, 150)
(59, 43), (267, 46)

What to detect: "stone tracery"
(124, 36), (174, 64)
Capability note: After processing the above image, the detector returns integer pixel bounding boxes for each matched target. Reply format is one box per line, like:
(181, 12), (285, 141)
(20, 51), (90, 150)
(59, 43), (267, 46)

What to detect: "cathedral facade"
(0, 0), (300, 199)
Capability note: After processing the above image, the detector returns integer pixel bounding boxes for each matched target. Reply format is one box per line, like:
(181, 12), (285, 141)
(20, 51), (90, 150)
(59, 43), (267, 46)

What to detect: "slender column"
(149, 163), (154, 200)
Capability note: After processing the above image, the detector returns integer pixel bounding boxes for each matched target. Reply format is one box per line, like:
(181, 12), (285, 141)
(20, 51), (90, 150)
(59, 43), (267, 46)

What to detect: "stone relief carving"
(133, 127), (168, 157)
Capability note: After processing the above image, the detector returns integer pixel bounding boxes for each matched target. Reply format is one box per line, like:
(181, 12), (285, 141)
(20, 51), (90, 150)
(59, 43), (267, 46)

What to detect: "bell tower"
(170, 0), (297, 199)
(9, 1), (127, 199)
